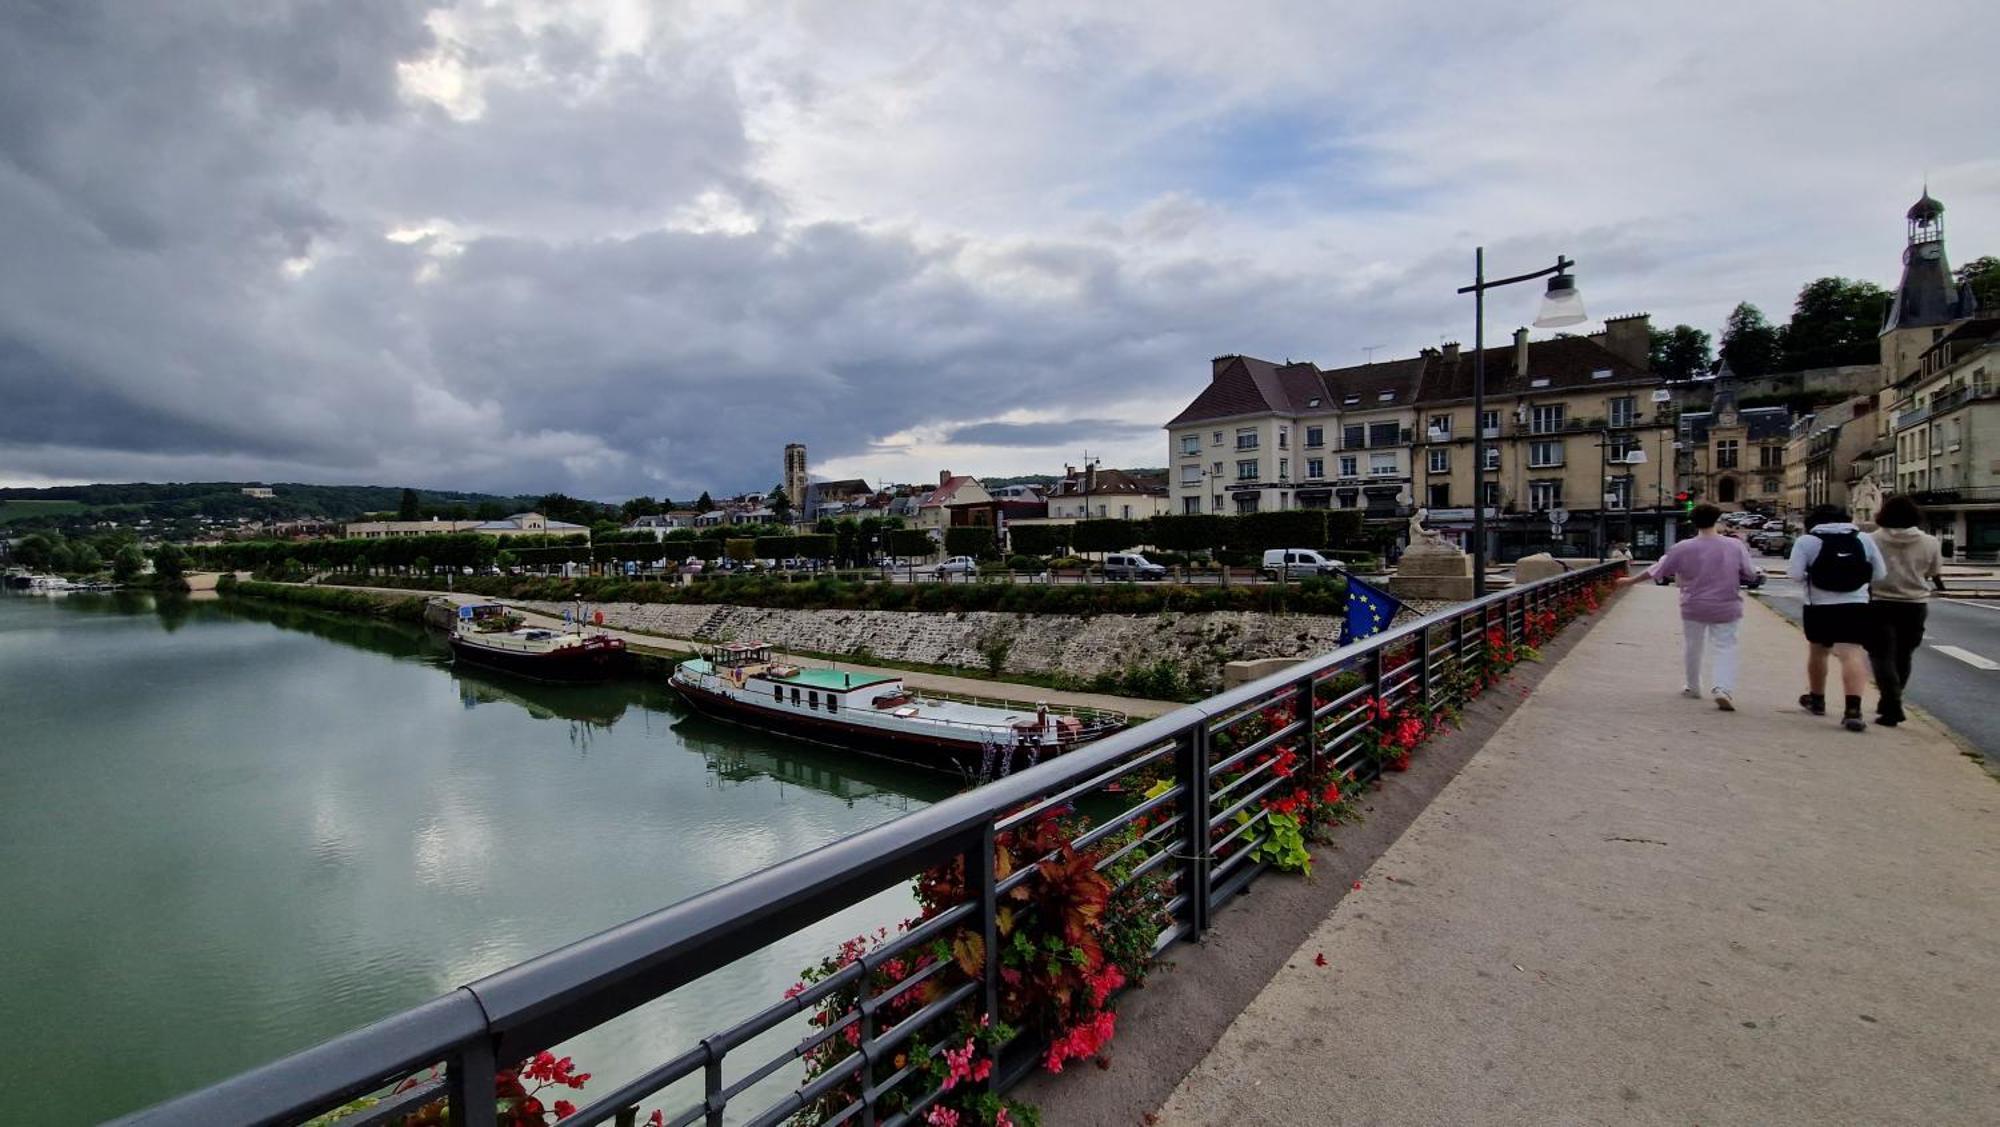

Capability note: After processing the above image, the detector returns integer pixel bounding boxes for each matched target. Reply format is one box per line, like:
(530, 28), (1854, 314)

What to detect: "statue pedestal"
(1388, 544), (1474, 601)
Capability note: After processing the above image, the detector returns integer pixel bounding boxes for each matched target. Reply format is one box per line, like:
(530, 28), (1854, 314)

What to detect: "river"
(0, 591), (952, 1123)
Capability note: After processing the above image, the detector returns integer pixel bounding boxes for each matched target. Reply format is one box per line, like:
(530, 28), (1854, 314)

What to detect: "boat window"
(773, 684), (783, 701)
(791, 688), (800, 704)
(826, 693), (839, 714)
(808, 691), (819, 710)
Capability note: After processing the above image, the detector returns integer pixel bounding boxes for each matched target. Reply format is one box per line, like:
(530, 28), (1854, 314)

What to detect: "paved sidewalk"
(1158, 585), (1999, 1126)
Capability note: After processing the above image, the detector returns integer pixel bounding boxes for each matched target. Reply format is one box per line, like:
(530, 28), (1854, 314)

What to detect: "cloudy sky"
(2, 1), (1995, 501)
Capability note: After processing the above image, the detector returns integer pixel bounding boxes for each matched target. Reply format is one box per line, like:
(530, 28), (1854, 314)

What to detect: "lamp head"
(1533, 271), (1586, 328)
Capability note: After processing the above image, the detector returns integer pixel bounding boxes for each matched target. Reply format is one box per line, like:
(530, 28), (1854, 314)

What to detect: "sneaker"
(1798, 693), (1826, 716)
(1682, 687), (1702, 699)
(1715, 693), (1735, 712)
(1842, 710), (1866, 733)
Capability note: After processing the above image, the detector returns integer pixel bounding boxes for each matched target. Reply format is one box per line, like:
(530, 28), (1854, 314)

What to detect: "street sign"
(1548, 508), (1569, 526)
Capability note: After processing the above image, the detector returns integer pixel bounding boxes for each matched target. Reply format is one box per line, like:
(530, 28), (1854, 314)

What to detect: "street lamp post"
(1593, 429), (1647, 561)
(1458, 250), (1585, 595)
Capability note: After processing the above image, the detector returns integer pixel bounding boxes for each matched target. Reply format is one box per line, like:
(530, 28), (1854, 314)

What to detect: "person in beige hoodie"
(1867, 495), (1945, 727)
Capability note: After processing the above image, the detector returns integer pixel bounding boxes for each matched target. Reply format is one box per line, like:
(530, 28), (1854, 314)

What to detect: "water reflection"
(0, 587), (951, 1121)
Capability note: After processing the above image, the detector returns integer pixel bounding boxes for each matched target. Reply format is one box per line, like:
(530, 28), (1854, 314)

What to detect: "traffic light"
(1675, 491), (1693, 512)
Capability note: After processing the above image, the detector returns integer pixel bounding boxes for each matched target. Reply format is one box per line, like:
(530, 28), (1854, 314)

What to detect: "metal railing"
(118, 562), (1626, 1127)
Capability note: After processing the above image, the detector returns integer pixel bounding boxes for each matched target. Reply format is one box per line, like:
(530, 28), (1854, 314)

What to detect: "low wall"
(518, 600), (1353, 694)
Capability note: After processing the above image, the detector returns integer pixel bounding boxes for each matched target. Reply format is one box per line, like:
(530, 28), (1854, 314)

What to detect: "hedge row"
(320, 573), (1350, 616)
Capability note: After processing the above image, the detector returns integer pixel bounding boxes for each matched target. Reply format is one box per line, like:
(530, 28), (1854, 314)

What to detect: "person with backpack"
(1787, 504), (1888, 732)
(1867, 495), (1945, 727)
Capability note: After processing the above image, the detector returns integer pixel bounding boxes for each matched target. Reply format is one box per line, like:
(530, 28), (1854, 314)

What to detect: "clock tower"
(1880, 189), (1979, 385)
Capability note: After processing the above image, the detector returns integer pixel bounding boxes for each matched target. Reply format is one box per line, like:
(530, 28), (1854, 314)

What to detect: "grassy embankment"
(218, 576), (431, 623)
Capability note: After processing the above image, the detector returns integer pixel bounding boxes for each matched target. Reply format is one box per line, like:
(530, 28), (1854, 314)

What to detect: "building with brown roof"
(1166, 315), (1677, 558)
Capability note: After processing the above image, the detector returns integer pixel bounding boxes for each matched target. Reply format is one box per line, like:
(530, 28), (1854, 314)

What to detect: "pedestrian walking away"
(1866, 494), (1945, 727)
(1787, 504), (1889, 732)
(1619, 503), (1761, 710)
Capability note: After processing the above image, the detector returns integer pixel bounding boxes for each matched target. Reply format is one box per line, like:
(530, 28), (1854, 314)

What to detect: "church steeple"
(1883, 187), (1975, 334)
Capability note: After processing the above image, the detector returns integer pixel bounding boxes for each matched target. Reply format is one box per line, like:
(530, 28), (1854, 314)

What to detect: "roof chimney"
(940, 470), (952, 486)
(1514, 327), (1531, 378)
(1441, 341), (1460, 365)
(1598, 313), (1652, 369)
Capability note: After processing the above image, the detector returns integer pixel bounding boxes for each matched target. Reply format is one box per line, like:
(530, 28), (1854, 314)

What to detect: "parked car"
(1103, 552), (1168, 581)
(1762, 520), (1785, 531)
(1261, 548), (1344, 580)
(1749, 531), (1793, 556)
(682, 557), (705, 574)
(935, 556), (978, 577)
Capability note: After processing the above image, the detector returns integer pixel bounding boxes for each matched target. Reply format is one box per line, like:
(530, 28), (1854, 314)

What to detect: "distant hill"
(0, 482), (542, 530)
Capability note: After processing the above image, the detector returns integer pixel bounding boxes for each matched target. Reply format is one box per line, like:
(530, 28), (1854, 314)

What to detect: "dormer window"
(1377, 390), (1395, 401)
(1342, 395), (1360, 406)
(1306, 397), (1321, 408)
(1591, 368), (1612, 380)
(1530, 378), (1551, 388)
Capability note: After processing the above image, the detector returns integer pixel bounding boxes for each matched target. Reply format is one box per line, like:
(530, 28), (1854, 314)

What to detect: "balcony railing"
(117, 565), (1627, 1127)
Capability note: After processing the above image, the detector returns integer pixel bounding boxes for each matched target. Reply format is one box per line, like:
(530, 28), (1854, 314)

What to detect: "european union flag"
(1342, 575), (1403, 645)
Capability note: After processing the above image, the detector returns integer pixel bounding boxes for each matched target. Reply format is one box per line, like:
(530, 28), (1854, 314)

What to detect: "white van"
(1103, 553), (1168, 581)
(1261, 548), (1343, 580)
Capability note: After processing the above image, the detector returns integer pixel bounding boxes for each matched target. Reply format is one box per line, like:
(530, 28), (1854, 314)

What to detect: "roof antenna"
(1362, 345), (1384, 364)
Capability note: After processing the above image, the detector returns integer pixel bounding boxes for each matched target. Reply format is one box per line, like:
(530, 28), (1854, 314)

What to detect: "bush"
(1005, 555), (1043, 572)
(944, 526), (996, 559)
(1008, 523), (1070, 557)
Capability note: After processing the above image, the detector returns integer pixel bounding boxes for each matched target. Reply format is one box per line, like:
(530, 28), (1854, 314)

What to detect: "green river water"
(0, 591), (951, 1123)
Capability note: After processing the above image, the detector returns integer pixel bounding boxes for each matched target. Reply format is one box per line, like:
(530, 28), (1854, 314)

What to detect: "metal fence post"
(1417, 622), (1432, 708)
(1178, 722), (1212, 939)
(1292, 673), (1317, 830)
(974, 823), (1000, 1093)
(447, 1037), (499, 1127)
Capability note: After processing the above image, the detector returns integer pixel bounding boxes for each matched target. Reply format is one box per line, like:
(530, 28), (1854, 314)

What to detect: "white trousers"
(1683, 618), (1740, 696)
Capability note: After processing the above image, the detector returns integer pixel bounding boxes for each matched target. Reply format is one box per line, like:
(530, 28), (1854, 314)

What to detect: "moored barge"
(446, 602), (629, 681)
(668, 642), (1124, 776)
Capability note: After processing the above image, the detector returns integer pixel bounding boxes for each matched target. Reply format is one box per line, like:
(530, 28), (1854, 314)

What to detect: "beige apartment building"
(1888, 317), (2000, 556)
(1410, 317), (1676, 558)
(1165, 314), (1675, 558)
(1166, 355), (1420, 519)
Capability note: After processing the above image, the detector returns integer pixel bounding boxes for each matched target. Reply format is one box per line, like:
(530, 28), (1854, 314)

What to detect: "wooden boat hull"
(447, 633), (628, 682)
(669, 676), (1059, 777)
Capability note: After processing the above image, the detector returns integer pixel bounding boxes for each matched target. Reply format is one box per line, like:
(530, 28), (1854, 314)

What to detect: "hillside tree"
(1719, 302), (1783, 378)
(398, 488), (421, 521)
(1781, 276), (1889, 370)
(1647, 324), (1713, 382)
(1957, 255), (2000, 311)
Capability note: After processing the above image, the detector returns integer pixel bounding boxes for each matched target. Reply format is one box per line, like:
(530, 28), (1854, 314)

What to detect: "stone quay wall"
(520, 600), (1360, 694)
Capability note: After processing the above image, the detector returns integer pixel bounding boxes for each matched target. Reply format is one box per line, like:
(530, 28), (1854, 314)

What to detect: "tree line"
(1645, 256), (2000, 383)
(183, 508), (1375, 579)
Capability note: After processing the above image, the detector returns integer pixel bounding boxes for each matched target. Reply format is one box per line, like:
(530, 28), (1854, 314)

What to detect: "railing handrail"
(117, 562), (1626, 1127)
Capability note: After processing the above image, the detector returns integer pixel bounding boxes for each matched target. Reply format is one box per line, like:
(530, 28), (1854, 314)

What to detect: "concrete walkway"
(286, 582), (1177, 719)
(1158, 584), (1999, 1126)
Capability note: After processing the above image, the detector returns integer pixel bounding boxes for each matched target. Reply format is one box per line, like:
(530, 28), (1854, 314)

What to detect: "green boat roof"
(680, 658), (898, 693)
(782, 667), (897, 691)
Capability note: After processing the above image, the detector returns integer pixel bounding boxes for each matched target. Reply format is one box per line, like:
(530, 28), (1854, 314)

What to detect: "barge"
(668, 642), (1125, 776)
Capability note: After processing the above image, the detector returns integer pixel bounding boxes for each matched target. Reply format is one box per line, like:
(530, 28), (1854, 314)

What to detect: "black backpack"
(1805, 531), (1872, 593)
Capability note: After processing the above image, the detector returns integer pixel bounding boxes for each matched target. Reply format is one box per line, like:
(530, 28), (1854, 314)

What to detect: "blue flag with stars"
(1341, 575), (1403, 645)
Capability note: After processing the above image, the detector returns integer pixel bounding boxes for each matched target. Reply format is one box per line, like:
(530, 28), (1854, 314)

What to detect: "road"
(1756, 577), (2000, 770)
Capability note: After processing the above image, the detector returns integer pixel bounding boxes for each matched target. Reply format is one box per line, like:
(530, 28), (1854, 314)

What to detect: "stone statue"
(1407, 507), (1450, 552)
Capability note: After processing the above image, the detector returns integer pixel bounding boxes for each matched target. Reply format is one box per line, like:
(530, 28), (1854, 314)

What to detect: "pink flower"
(925, 1105), (960, 1127)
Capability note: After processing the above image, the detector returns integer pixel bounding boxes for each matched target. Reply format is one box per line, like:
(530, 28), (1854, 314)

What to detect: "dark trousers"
(1867, 600), (1928, 716)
